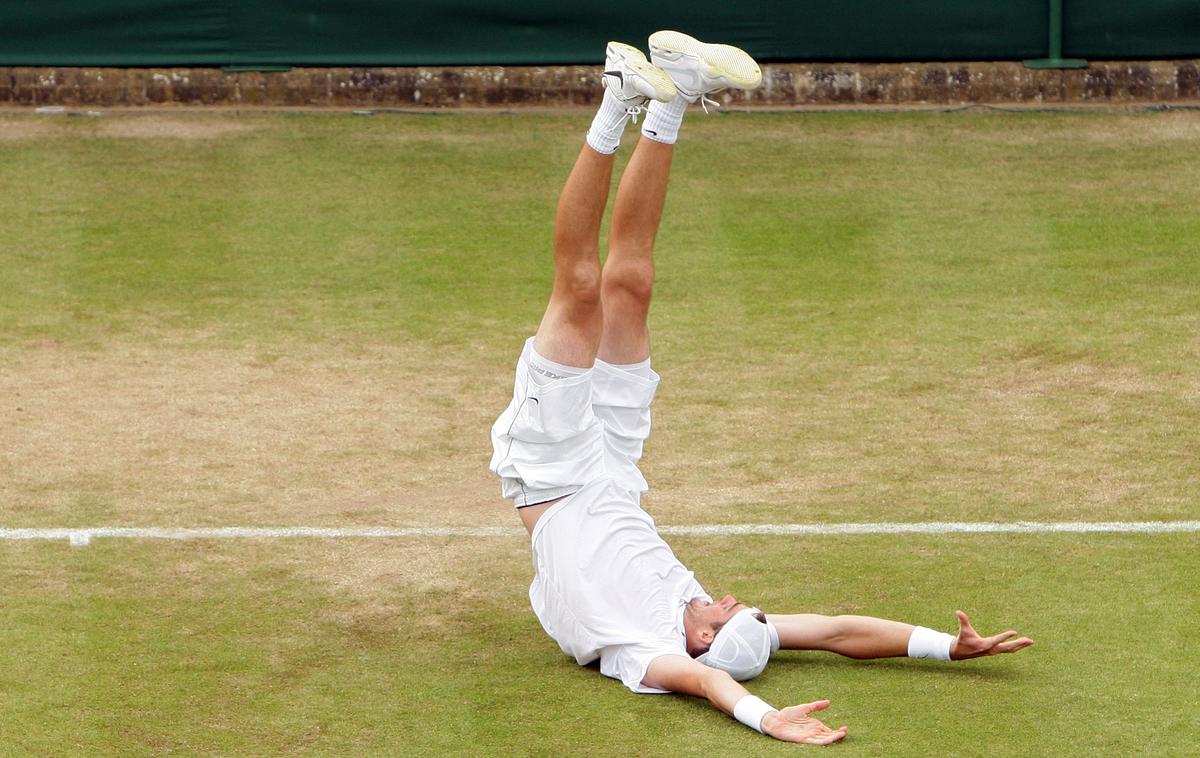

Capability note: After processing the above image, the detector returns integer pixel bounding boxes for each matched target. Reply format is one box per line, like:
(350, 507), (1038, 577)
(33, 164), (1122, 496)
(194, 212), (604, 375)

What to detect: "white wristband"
(733, 694), (777, 734)
(908, 626), (955, 661)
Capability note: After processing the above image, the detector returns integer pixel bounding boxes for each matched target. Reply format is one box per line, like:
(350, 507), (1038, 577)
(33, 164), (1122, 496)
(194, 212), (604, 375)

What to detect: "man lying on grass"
(489, 31), (1034, 745)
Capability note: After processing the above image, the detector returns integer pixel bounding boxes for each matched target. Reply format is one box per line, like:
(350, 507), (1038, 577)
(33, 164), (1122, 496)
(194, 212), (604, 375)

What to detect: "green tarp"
(1065, 0), (1200, 58)
(1, 1), (1196, 66)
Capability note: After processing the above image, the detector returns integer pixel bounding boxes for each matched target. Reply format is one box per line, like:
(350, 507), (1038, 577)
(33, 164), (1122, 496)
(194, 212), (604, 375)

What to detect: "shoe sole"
(648, 30), (762, 90)
(606, 41), (678, 102)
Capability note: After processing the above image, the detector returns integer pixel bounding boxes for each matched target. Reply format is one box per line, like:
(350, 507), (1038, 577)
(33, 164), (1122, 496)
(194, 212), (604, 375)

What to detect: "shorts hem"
(510, 485), (580, 508)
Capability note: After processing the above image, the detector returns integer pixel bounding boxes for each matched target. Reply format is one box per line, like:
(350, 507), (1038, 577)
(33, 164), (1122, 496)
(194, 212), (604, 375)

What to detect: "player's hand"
(761, 700), (848, 745)
(949, 610), (1034, 660)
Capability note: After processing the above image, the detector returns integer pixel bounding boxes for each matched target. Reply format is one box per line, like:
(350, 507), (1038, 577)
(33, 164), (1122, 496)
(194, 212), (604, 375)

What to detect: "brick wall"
(3, 61), (1198, 108)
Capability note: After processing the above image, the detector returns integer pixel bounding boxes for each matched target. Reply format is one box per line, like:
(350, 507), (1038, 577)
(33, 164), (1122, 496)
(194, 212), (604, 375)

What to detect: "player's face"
(684, 595), (753, 656)
(690, 594), (748, 624)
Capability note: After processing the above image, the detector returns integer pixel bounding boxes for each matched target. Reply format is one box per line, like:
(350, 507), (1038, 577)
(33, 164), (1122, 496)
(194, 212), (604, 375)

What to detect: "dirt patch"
(0, 340), (508, 528)
(254, 536), (534, 640)
(638, 345), (1199, 523)
(3, 330), (1194, 533)
(356, 129), (501, 146)
(318, 536), (529, 600)
(0, 117), (58, 141)
(1071, 113), (1200, 145)
(971, 347), (1160, 400)
(769, 112), (1200, 149)
(952, 348), (1196, 514)
(95, 116), (257, 140)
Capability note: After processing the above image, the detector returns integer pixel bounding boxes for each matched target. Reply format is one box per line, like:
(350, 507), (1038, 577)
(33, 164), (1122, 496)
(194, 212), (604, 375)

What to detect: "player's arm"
(766, 610), (1033, 660)
(766, 613), (913, 658)
(641, 654), (847, 745)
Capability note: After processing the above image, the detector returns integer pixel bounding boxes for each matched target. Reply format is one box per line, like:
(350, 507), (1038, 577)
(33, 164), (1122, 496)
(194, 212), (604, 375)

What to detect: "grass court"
(1, 108), (1197, 755)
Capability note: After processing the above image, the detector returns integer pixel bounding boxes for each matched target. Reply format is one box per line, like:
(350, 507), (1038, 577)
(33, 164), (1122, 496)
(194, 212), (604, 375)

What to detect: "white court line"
(664, 521), (1200, 536)
(1, 522), (1198, 547)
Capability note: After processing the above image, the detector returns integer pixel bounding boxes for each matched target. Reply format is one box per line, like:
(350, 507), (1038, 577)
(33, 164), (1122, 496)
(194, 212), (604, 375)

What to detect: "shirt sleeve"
(603, 644), (692, 694)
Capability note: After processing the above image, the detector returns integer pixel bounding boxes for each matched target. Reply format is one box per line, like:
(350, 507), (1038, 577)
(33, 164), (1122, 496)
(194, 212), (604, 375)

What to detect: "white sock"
(586, 88), (633, 155)
(641, 94), (689, 145)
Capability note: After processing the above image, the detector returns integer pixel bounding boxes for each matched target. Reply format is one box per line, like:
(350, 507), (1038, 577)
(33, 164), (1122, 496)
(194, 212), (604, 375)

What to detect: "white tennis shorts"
(489, 337), (660, 506)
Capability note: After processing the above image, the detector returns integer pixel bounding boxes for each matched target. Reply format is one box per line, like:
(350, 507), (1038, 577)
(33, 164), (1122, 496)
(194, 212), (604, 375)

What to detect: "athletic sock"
(528, 345), (588, 386)
(586, 88), (634, 155)
(641, 94), (689, 145)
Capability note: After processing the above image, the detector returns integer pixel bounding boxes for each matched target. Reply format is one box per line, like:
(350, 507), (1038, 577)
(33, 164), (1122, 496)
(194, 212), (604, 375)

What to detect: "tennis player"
(490, 32), (1033, 744)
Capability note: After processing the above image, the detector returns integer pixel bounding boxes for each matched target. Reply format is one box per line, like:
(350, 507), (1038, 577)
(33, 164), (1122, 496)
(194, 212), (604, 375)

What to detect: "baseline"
(1, 521), (1197, 547)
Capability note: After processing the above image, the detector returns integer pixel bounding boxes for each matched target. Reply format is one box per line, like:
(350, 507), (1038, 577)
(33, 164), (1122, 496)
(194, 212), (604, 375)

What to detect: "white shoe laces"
(625, 104), (645, 124)
(699, 93), (722, 114)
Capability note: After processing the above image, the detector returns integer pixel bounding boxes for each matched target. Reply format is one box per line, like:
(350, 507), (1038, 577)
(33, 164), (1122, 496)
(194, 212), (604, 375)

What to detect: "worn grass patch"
(1, 342), (502, 528)
(2, 110), (1197, 527)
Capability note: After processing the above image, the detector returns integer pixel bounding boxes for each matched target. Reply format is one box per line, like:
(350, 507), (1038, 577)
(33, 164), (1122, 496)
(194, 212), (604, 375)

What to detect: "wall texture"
(4, 61), (1198, 108)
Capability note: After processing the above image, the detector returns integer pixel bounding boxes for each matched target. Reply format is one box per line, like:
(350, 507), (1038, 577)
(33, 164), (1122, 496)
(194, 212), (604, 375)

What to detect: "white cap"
(696, 608), (777, 681)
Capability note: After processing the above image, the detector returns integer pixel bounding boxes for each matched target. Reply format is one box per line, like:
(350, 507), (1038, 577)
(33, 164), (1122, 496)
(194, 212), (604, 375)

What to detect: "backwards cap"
(695, 607), (780, 681)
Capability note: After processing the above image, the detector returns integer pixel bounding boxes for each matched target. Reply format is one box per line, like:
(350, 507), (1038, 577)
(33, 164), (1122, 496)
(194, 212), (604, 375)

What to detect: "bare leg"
(597, 136), (674, 364)
(533, 146), (617, 367)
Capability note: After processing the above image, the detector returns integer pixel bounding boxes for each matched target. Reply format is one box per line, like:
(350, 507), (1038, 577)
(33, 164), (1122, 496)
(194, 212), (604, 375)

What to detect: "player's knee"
(602, 259), (655, 305)
(559, 262), (603, 308)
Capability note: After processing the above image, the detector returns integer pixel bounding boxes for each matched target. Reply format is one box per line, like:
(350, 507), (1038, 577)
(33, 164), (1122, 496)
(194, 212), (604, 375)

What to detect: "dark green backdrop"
(3, 1), (1198, 66)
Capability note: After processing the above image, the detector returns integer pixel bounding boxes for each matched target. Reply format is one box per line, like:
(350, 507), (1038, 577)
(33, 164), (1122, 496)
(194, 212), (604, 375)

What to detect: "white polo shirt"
(528, 477), (711, 693)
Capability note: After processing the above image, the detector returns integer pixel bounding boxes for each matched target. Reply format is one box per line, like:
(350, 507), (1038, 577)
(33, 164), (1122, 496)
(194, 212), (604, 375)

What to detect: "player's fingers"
(956, 610), (977, 635)
(990, 640), (1024, 655)
(984, 630), (1019, 647)
(998, 637), (1035, 653)
(804, 726), (848, 745)
(800, 699), (831, 714)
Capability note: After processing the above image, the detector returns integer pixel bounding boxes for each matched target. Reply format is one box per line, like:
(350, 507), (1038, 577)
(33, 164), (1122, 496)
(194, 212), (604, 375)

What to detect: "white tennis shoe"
(602, 41), (678, 122)
(648, 30), (762, 111)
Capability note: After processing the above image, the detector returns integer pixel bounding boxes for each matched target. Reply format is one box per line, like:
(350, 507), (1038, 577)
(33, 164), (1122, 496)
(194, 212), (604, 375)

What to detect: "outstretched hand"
(761, 700), (848, 745)
(950, 610), (1034, 660)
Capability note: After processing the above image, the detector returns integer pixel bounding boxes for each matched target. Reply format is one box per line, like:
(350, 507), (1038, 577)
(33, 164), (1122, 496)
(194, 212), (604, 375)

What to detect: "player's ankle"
(586, 87), (633, 154)
(640, 94), (689, 145)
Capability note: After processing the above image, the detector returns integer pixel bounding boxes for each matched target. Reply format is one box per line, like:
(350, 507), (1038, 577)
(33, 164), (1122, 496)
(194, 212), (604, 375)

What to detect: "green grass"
(1, 535), (1196, 755)
(1, 110), (1198, 754)
(1, 114), (563, 347)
